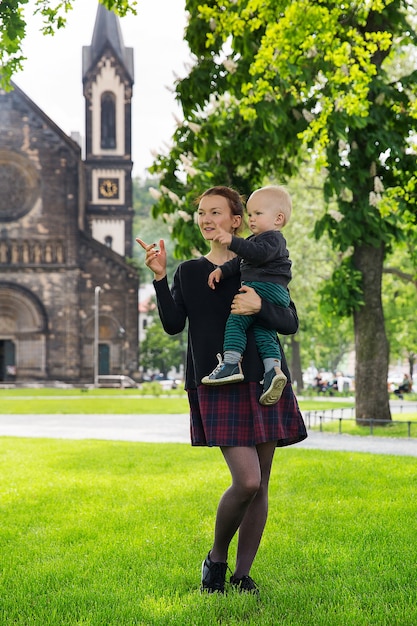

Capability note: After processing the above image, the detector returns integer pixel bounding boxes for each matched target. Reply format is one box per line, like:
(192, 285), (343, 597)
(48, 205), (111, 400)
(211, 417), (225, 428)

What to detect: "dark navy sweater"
(221, 230), (292, 287)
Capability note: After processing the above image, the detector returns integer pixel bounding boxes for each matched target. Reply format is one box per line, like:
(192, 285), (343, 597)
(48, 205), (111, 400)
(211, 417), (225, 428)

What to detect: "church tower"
(0, 3), (139, 384)
(82, 4), (134, 257)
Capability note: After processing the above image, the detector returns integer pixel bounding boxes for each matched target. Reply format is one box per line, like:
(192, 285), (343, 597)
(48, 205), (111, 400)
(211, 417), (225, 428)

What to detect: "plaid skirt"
(188, 381), (307, 448)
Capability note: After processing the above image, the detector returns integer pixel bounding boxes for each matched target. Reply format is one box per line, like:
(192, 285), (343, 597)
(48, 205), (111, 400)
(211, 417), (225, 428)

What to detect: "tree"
(0, 0), (136, 87)
(383, 245), (417, 380)
(132, 177), (181, 284)
(140, 317), (185, 378)
(149, 0), (417, 424)
(280, 167), (355, 388)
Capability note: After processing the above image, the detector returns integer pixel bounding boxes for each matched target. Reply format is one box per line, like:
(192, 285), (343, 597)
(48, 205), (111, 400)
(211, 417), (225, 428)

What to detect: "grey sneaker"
(230, 574), (259, 595)
(259, 367), (287, 405)
(201, 354), (244, 385)
(201, 552), (227, 593)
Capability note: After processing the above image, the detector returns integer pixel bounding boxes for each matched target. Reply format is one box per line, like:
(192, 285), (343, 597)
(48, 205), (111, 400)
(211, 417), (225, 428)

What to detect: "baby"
(201, 185), (292, 405)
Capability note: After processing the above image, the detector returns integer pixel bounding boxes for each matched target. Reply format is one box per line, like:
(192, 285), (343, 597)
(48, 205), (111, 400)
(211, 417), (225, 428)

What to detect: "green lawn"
(0, 438), (416, 625)
(0, 388), (189, 414)
(309, 416), (417, 438)
(0, 388), (355, 415)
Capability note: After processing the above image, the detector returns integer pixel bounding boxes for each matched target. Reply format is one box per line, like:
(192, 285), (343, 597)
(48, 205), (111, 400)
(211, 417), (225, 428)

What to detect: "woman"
(394, 373), (412, 399)
(137, 186), (307, 595)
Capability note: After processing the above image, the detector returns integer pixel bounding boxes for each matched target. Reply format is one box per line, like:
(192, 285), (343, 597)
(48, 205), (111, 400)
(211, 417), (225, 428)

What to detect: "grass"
(0, 389), (190, 414)
(0, 388), (354, 415)
(309, 417), (417, 438)
(1, 388), (416, 441)
(1, 438), (416, 625)
(1, 390), (414, 435)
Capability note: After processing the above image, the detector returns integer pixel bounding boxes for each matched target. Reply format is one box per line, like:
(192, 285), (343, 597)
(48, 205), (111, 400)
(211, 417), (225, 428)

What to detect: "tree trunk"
(290, 336), (303, 391)
(408, 353), (415, 381)
(353, 243), (392, 424)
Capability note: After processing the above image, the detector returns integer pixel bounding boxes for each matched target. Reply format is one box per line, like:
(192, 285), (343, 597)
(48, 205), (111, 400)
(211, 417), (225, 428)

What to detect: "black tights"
(209, 441), (276, 578)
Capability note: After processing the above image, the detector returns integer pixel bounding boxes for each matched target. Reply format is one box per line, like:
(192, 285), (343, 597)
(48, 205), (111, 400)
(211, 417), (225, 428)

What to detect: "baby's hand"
(208, 268), (223, 289)
(213, 227), (232, 246)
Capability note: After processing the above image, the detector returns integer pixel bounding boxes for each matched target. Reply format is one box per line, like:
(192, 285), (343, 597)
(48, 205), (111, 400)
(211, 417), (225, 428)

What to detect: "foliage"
(132, 176), (159, 218)
(0, 0), (137, 88)
(146, 0), (417, 422)
(139, 313), (186, 378)
(132, 177), (181, 283)
(383, 243), (417, 377)
(318, 257), (365, 318)
(282, 167), (355, 375)
(150, 0), (417, 275)
(132, 169), (355, 378)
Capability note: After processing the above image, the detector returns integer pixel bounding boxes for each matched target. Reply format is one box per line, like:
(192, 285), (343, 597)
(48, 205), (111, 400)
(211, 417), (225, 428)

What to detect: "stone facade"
(0, 6), (139, 384)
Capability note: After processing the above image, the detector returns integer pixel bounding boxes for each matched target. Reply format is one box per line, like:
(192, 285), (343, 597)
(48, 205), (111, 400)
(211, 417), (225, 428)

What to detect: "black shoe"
(259, 367), (287, 405)
(230, 574), (259, 595)
(201, 354), (244, 385)
(201, 552), (227, 593)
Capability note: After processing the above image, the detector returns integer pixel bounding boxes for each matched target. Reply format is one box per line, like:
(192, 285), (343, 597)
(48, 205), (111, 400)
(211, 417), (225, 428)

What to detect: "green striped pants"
(223, 281), (290, 360)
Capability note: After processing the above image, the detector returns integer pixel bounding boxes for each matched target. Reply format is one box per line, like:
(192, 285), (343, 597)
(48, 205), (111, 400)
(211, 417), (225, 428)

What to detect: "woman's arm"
(137, 237), (186, 335)
(231, 285), (299, 335)
(259, 298), (299, 335)
(153, 273), (187, 336)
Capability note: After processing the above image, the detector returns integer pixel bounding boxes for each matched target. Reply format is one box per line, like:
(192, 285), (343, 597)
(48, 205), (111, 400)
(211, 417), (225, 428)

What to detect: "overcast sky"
(15, 0), (190, 178)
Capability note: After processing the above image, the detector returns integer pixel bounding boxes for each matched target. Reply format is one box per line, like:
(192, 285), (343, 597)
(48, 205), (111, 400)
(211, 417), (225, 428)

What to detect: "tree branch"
(383, 266), (417, 286)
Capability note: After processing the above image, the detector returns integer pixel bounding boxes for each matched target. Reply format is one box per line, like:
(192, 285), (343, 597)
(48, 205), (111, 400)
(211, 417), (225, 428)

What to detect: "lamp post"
(118, 326), (126, 374)
(94, 286), (101, 386)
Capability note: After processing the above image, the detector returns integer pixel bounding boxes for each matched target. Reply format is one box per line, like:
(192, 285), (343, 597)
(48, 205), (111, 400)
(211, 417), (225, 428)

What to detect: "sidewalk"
(0, 413), (416, 457)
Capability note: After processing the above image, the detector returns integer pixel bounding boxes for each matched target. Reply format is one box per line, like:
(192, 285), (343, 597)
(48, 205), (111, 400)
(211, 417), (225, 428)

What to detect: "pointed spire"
(82, 3), (134, 81)
(91, 4), (124, 61)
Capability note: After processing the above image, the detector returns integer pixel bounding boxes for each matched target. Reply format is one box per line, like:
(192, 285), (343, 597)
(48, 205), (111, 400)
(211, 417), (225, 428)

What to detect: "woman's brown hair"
(195, 186), (246, 234)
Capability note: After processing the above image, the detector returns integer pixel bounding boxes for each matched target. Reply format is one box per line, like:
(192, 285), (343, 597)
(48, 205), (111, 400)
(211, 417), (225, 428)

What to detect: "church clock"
(98, 177), (119, 199)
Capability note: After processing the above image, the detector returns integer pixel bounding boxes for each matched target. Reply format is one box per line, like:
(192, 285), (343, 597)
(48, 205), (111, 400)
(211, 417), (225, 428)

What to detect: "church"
(0, 5), (139, 384)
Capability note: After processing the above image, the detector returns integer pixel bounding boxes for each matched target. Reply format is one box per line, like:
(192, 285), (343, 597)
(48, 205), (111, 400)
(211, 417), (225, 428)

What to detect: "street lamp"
(94, 286), (101, 386)
(118, 326), (126, 374)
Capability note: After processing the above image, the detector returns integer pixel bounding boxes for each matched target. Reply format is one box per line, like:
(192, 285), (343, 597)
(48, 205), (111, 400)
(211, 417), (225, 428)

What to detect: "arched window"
(101, 92), (116, 149)
(104, 235), (113, 248)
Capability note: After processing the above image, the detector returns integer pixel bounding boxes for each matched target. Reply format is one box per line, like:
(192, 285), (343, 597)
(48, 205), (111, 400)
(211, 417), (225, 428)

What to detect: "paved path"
(0, 413), (416, 457)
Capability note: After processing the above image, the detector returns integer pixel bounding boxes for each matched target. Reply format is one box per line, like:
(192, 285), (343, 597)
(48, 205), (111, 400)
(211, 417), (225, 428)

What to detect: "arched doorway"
(82, 312), (126, 380)
(99, 343), (110, 375)
(0, 339), (16, 381)
(0, 283), (47, 381)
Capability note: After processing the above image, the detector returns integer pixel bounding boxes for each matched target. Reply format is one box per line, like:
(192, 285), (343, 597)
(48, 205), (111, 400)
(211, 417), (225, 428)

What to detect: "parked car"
(157, 378), (181, 391)
(97, 375), (138, 388)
